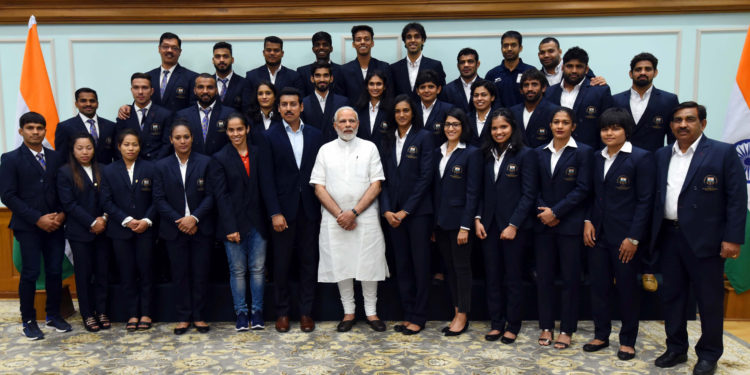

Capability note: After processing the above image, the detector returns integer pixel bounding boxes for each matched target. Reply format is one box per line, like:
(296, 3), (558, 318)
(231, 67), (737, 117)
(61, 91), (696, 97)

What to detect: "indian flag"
(13, 15), (73, 288)
(723, 25), (750, 294)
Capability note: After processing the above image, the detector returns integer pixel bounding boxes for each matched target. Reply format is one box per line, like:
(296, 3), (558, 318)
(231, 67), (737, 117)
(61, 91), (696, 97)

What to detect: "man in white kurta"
(310, 106), (389, 332)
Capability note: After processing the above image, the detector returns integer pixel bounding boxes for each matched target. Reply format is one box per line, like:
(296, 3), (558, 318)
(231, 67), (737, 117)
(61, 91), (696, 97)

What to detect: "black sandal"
(538, 329), (553, 346)
(554, 332), (571, 349)
(83, 316), (100, 332)
(126, 319), (138, 332)
(97, 313), (111, 330)
(137, 319), (152, 331)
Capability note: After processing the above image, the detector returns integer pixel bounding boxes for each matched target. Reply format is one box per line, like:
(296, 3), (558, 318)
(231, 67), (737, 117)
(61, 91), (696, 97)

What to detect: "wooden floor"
(725, 320), (750, 344)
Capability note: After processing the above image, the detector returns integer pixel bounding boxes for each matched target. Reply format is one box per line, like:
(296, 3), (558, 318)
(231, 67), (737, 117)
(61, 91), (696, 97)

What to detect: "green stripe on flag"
(12, 238), (75, 290)
(726, 211), (750, 294)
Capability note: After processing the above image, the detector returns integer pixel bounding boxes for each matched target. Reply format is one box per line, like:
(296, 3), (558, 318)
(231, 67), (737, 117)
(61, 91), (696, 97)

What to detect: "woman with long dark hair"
(356, 70), (393, 144)
(467, 80), (497, 146)
(57, 133), (110, 332)
(246, 81), (279, 133)
(475, 108), (537, 343)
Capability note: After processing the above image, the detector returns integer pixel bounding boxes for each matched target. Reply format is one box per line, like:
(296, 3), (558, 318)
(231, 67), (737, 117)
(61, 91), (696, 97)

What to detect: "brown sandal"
(97, 313), (111, 329)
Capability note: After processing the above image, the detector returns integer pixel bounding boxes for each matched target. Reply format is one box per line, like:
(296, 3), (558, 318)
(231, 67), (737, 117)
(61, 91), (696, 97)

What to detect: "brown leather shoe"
(300, 315), (315, 332)
(642, 274), (658, 292)
(275, 316), (290, 333)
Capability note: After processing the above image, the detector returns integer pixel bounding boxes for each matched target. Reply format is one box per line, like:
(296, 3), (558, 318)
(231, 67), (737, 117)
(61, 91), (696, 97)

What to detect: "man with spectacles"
(147, 32), (198, 112)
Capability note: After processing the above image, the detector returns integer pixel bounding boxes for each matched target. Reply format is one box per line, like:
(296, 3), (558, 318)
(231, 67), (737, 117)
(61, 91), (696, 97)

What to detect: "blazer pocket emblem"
(450, 165), (463, 179)
(615, 175), (631, 190)
(379, 121), (389, 134)
(197, 177), (205, 191)
(104, 136), (112, 147)
(703, 174), (718, 191)
(433, 122), (442, 134)
(141, 178), (152, 191)
(407, 145), (418, 159)
(175, 86), (186, 99)
(651, 116), (664, 129)
(233, 95), (242, 105)
(564, 166), (577, 181)
(536, 127), (548, 140)
(505, 163), (519, 177)
(150, 123), (161, 136)
(585, 105), (598, 119)
(217, 120), (226, 132)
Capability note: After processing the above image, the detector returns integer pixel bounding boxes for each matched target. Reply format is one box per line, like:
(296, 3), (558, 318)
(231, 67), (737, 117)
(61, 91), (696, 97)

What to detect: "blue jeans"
(224, 228), (266, 315)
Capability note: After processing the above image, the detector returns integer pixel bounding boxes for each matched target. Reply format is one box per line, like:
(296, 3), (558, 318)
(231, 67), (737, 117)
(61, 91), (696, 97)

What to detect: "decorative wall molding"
(1, 1), (750, 24)
(693, 27), (748, 100)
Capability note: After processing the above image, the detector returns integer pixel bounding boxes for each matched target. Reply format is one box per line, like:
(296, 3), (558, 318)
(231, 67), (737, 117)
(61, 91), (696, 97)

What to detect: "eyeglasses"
(443, 122), (462, 128)
(671, 116), (699, 124)
(160, 45), (181, 52)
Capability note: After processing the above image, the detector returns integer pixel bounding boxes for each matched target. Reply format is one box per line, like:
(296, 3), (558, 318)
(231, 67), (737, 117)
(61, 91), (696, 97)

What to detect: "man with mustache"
(537, 37), (605, 87)
(544, 46), (614, 148)
(173, 74), (235, 156)
(301, 61), (350, 142)
(485, 31), (535, 108)
(297, 32), (345, 97)
(310, 106), (389, 333)
(510, 68), (557, 148)
(213, 41), (252, 113)
(246, 36), (304, 94)
(444, 48), (480, 113)
(56, 88), (116, 164)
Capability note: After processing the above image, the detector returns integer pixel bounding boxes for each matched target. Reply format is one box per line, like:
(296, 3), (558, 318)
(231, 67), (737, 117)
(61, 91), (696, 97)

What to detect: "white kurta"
(310, 137), (389, 282)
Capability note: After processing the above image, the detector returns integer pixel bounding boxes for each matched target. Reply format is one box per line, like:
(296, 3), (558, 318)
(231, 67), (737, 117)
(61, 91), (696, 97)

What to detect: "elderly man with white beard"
(309, 106), (390, 332)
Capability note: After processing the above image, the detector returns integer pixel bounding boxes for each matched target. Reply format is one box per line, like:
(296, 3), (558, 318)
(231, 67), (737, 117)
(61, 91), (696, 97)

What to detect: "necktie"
(201, 107), (212, 141)
(87, 119), (98, 144)
(139, 108), (148, 129)
(36, 153), (46, 170)
(160, 70), (170, 97)
(218, 78), (228, 100)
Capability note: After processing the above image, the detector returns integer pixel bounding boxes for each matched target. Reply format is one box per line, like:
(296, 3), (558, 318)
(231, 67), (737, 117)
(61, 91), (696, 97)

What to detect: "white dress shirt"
(462, 76), (477, 104)
(476, 112), (488, 138)
(407, 54), (423, 90)
(421, 101), (435, 127)
(361, 67), (368, 80)
(82, 165), (94, 182)
(601, 141), (632, 179)
(284, 120), (305, 169)
(216, 71), (234, 93)
(629, 86), (653, 125)
(160, 65), (176, 88)
(134, 101), (153, 125)
(268, 66), (281, 85)
(369, 101), (380, 132)
(560, 79), (584, 109)
(522, 107), (534, 129)
(120, 161), (153, 228)
(261, 111), (273, 130)
(544, 61), (563, 86)
(198, 101), (217, 124)
(493, 148), (506, 182)
(544, 137), (578, 173)
(439, 141), (466, 178)
(665, 135), (703, 220)
(395, 125), (412, 166)
(79, 113), (100, 137)
(177, 155), (192, 217)
(315, 90), (328, 113)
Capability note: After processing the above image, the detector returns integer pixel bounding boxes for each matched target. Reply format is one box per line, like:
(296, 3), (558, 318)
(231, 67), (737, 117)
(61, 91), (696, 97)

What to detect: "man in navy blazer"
(613, 52), (679, 152)
(301, 62), (350, 142)
(297, 32), (344, 97)
(545, 47), (613, 148)
(537, 37), (599, 87)
(340, 25), (392, 104)
(510, 69), (556, 148)
(246, 36), (304, 94)
(485, 31), (535, 108)
(174, 74), (235, 156)
(443, 48), (481, 113)
(147, 32), (198, 112)
(56, 88), (116, 165)
(390, 23), (446, 103)
(116, 73), (173, 161)
(213, 41), (252, 113)
(651, 102), (746, 375)
(262, 87), (323, 333)
(0, 112), (70, 339)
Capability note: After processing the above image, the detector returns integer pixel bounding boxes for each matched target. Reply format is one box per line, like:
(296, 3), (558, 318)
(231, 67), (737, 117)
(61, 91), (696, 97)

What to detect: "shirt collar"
(268, 65), (283, 77)
(315, 90), (328, 103)
(134, 101), (153, 111)
(672, 134), (703, 156)
(421, 100), (435, 112)
(28, 146), (44, 158)
(462, 75), (477, 88)
(440, 141), (466, 155)
(79, 113), (99, 124)
(283, 119), (304, 133)
(544, 137), (578, 152)
(544, 61), (562, 77)
(600, 141), (632, 159)
(491, 148), (505, 160)
(408, 54), (423, 68)
(630, 85), (653, 100)
(216, 71), (234, 82)
(198, 101), (217, 112)
(174, 153), (189, 166)
(369, 101), (380, 111)
(561, 77), (585, 92)
(395, 125), (412, 139)
(161, 65), (176, 75)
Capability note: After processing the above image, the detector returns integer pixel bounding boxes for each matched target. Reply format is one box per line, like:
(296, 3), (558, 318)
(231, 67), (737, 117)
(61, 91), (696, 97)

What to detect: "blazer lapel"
(681, 138), (710, 194)
(638, 89), (659, 128)
(300, 127), (315, 172)
(279, 126), (299, 171)
(397, 128), (417, 169)
(162, 66), (180, 102)
(442, 147), (462, 180)
(22, 146), (45, 176)
(604, 151), (628, 183)
(572, 80), (589, 110)
(552, 147), (575, 177)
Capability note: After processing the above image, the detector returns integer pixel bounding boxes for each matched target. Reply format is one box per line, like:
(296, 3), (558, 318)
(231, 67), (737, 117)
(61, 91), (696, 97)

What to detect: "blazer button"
(131, 205), (136, 208)
(692, 204), (698, 209)
(693, 186), (697, 191)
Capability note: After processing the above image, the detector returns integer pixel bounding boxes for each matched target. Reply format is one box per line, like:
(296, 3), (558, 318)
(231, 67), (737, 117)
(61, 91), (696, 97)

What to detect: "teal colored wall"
(0, 13), (748, 152)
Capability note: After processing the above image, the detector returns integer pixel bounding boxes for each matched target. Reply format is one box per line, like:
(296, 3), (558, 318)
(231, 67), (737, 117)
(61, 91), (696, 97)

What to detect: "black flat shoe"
(195, 324), (210, 333)
(337, 319), (356, 332)
(402, 327), (422, 335)
(583, 340), (609, 352)
(445, 321), (469, 336)
(173, 324), (190, 335)
(484, 333), (501, 341)
(693, 359), (717, 375)
(617, 350), (636, 360)
(501, 334), (517, 344)
(441, 326), (450, 333)
(654, 351), (688, 368)
(393, 324), (406, 332)
(366, 319), (386, 332)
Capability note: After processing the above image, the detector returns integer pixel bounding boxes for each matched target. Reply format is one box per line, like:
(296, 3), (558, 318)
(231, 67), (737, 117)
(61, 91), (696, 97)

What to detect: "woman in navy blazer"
(380, 94), (434, 335)
(432, 107), (481, 336)
(534, 107), (593, 349)
(475, 108), (538, 343)
(57, 133), (111, 332)
(246, 81), (280, 134)
(101, 128), (157, 332)
(356, 70), (393, 144)
(582, 108), (654, 360)
(466, 80), (496, 147)
(153, 120), (215, 335)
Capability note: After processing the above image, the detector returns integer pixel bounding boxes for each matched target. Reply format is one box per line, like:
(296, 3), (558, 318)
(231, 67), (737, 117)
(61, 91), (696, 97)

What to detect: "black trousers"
(69, 236), (111, 318)
(535, 232), (581, 333)
(112, 233), (154, 318)
(482, 223), (527, 334)
(272, 207), (319, 317)
(588, 237), (640, 347)
(389, 214), (432, 327)
(435, 228), (472, 313)
(166, 232), (212, 322)
(659, 221), (725, 361)
(14, 229), (65, 321)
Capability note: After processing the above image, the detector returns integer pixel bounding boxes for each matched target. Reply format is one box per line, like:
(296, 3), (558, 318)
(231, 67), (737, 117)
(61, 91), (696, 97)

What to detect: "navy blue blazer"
(612, 87), (679, 152)
(443, 78), (472, 113)
(301, 93), (350, 142)
(419, 100), (453, 146)
(55, 115), (117, 165)
(245, 65), (304, 93)
(510, 99), (557, 149)
(650, 137), (747, 258)
(467, 110), (494, 147)
(545, 78), (614, 148)
(356, 106), (388, 145)
(100, 159), (156, 240)
(297, 61), (345, 97)
(147, 64), (198, 112)
(588, 146), (655, 245)
(0, 145), (64, 231)
(477, 146), (538, 231)
(486, 59), (535, 108)
(174, 102), (235, 156)
(390, 56), (447, 102)
(115, 103), (173, 161)
(432, 145), (482, 230)
(153, 153), (214, 240)
(535, 142), (593, 235)
(379, 128), (434, 217)
(261, 124), (322, 222)
(217, 73), (252, 113)
(210, 143), (269, 239)
(57, 164), (105, 242)
(340, 57), (392, 104)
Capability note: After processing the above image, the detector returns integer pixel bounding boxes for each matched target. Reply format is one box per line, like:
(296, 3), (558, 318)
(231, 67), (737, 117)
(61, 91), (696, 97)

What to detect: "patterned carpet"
(0, 300), (749, 374)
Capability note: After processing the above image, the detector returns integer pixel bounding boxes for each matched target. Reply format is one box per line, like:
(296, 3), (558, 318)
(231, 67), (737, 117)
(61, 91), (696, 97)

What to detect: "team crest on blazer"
(616, 175), (631, 190)
(406, 145), (418, 159)
(703, 174), (718, 191)
(197, 177), (205, 191)
(141, 178), (152, 191)
(585, 106), (598, 119)
(104, 136), (112, 146)
(433, 122), (442, 134)
(233, 95), (242, 105)
(536, 127), (548, 139)
(652, 116), (664, 128)
(505, 163), (519, 177)
(564, 166), (577, 181)
(451, 165), (463, 179)
(176, 86), (186, 98)
(379, 122), (389, 133)
(217, 120), (226, 132)
(150, 123), (161, 135)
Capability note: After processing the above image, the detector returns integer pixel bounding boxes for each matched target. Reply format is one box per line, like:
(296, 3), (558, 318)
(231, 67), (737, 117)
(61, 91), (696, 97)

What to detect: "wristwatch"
(627, 238), (639, 246)
(351, 208), (360, 217)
